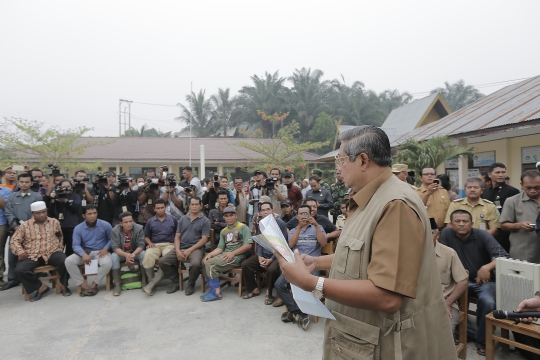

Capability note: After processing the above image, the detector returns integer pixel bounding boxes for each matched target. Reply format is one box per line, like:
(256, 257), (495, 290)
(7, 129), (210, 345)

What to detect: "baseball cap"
(223, 205), (236, 214)
(282, 172), (292, 178)
(253, 170), (262, 176)
(280, 199), (292, 207)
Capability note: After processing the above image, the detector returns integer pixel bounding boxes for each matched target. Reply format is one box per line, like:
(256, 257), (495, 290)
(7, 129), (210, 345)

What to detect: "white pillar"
(457, 139), (469, 198)
(200, 145), (205, 179)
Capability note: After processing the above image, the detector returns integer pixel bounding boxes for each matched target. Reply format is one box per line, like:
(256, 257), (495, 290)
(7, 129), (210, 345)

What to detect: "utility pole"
(118, 99), (132, 136)
(189, 82), (192, 167)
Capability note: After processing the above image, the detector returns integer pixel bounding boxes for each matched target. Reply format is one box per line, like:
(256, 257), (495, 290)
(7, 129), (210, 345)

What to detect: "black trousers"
(13, 252), (68, 294)
(241, 255), (281, 295)
(62, 227), (74, 257)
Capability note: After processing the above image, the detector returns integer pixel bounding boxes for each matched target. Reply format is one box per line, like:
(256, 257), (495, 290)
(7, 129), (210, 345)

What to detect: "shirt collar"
(434, 240), (442, 257)
(521, 192), (533, 202)
(451, 228), (476, 241)
(351, 168), (393, 210)
(226, 221), (239, 229)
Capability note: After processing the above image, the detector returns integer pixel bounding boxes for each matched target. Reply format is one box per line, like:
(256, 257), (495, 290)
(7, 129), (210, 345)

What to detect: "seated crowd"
(1, 163), (539, 354)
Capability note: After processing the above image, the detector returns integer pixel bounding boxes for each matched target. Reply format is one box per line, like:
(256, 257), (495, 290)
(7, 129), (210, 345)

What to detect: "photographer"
(72, 170), (94, 206)
(45, 164), (65, 196)
(182, 166), (203, 198)
(249, 170), (264, 217)
(202, 177), (218, 214)
(262, 168), (287, 215)
(112, 175), (138, 226)
(30, 168), (47, 196)
(48, 179), (82, 256)
(92, 172), (116, 225)
(218, 175), (236, 205)
(159, 173), (186, 220)
(137, 175), (161, 227)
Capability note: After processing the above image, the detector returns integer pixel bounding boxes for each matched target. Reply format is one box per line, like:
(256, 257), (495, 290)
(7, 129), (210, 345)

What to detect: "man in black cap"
(281, 171), (302, 210)
(280, 199), (297, 223)
(249, 170), (264, 217)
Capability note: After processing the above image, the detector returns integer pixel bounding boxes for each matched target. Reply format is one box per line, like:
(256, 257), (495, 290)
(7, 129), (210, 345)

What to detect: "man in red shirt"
(281, 172), (302, 210)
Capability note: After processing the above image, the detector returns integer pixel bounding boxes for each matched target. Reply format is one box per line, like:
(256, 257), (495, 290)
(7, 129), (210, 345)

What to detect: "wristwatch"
(312, 277), (325, 299)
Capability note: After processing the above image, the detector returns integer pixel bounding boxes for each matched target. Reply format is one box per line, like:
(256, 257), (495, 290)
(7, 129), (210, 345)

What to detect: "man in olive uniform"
(392, 163), (417, 190)
(330, 169), (347, 223)
(444, 178), (500, 236)
(416, 167), (450, 230)
(276, 126), (455, 360)
(311, 169), (330, 191)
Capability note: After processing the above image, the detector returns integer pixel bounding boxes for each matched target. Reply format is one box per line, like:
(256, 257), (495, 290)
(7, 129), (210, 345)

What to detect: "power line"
(409, 76), (532, 96)
(131, 101), (178, 107)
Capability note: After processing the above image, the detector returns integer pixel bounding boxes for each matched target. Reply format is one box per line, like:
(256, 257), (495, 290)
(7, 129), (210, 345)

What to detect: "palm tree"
(175, 89), (217, 137)
(123, 124), (171, 137)
(287, 68), (330, 140)
(430, 80), (484, 111)
(329, 78), (383, 126)
(210, 88), (238, 137)
(237, 71), (288, 137)
(394, 135), (474, 175)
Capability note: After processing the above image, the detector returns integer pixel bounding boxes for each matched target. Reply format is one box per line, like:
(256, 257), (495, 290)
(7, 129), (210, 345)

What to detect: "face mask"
(138, 182), (144, 187)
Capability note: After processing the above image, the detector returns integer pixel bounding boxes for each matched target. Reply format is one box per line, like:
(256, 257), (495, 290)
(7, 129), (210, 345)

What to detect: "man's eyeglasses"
(335, 154), (356, 166)
(421, 173), (436, 177)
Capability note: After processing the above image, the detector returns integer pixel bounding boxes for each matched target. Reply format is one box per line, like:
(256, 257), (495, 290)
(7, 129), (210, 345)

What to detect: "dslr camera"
(117, 173), (132, 190)
(48, 164), (61, 176)
(94, 173), (109, 187)
(184, 184), (197, 195)
(54, 184), (72, 199)
(146, 177), (159, 189)
(213, 173), (220, 189)
(166, 174), (177, 188)
(265, 177), (278, 190)
(72, 177), (89, 191)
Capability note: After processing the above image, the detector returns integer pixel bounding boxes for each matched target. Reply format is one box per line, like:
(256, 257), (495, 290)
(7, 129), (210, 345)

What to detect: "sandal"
(87, 287), (99, 296)
(79, 288), (89, 297)
(264, 295), (274, 305)
(477, 346), (486, 356)
(242, 291), (261, 299)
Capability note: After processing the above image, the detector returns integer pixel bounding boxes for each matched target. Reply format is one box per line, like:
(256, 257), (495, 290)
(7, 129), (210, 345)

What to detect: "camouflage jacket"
(330, 181), (348, 215)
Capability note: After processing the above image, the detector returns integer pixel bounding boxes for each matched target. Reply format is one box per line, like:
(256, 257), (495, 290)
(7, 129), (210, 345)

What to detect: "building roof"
(49, 137), (320, 163)
(381, 93), (451, 143)
(392, 75), (540, 146)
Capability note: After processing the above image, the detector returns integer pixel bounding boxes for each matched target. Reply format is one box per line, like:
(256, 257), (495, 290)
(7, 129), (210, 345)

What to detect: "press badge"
(148, 199), (152, 204)
(479, 214), (486, 230)
(59, 213), (64, 220)
(122, 206), (127, 212)
(82, 200), (87, 206)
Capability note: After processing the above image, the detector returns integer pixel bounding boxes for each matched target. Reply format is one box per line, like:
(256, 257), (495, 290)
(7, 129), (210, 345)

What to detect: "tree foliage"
(175, 89), (216, 137)
(430, 79), (485, 112)
(0, 118), (108, 172)
(123, 124), (171, 137)
(307, 112), (336, 155)
(232, 121), (328, 175)
(393, 135), (474, 175)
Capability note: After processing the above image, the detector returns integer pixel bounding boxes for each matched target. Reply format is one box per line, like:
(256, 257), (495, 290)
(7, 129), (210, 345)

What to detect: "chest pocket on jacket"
(334, 235), (364, 280)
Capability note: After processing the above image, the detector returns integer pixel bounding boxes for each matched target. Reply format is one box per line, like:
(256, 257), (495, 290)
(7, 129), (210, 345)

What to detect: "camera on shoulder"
(54, 184), (71, 199)
(265, 177), (278, 190)
(117, 173), (132, 190)
(48, 164), (61, 176)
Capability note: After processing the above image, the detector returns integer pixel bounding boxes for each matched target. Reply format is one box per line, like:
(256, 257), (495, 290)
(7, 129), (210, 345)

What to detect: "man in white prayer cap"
(10, 201), (70, 301)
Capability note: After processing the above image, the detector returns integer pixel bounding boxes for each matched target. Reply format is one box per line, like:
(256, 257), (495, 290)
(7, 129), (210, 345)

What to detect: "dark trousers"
(158, 248), (204, 284)
(467, 281), (496, 346)
(13, 252), (68, 294)
(241, 255), (280, 295)
(8, 247), (19, 283)
(61, 227), (74, 257)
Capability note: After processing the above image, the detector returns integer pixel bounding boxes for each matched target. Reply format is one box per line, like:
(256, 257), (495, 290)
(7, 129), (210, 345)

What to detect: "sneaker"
(201, 291), (221, 302)
(281, 311), (295, 323)
(296, 313), (310, 331)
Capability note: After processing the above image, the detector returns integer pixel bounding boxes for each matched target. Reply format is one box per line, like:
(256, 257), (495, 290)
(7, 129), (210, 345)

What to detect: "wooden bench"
(486, 312), (540, 360)
(76, 264), (111, 294)
(21, 265), (61, 301)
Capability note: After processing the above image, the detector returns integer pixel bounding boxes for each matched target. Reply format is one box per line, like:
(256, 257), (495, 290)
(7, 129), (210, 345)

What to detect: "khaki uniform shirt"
(324, 169), (455, 360)
(416, 185), (450, 228)
(435, 241), (468, 310)
(445, 197), (500, 231)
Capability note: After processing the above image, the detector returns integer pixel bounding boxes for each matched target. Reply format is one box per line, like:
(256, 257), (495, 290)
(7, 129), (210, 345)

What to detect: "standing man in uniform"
(416, 167), (450, 230)
(392, 163), (417, 190)
(330, 169), (347, 224)
(306, 177), (334, 218)
(311, 169), (330, 191)
(444, 178), (500, 236)
(481, 162), (520, 253)
(276, 125), (455, 359)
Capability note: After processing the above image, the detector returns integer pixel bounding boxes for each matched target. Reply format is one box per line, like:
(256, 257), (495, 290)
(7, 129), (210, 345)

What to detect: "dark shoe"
(0, 278), (6, 287)
(87, 287), (98, 296)
(477, 345), (486, 356)
(166, 282), (179, 294)
(31, 286), (50, 302)
(0, 281), (19, 291)
(112, 269), (122, 296)
(281, 311), (295, 323)
(79, 288), (89, 297)
(62, 287), (72, 297)
(185, 282), (195, 296)
(296, 313), (310, 331)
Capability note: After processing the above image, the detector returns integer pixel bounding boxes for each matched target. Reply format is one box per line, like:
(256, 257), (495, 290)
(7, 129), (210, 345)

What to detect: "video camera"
(146, 177), (159, 189)
(54, 184), (72, 199)
(117, 173), (132, 190)
(48, 164), (61, 176)
(213, 173), (220, 189)
(265, 177), (279, 190)
(30, 176), (41, 192)
(94, 173), (109, 188)
(72, 177), (89, 191)
(184, 184), (197, 195)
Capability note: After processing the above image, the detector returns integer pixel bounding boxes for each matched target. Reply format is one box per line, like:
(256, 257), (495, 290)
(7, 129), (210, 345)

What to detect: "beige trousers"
(142, 243), (174, 268)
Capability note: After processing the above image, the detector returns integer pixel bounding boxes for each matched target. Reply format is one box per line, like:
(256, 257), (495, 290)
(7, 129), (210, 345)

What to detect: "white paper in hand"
(85, 259), (98, 275)
(291, 284), (336, 320)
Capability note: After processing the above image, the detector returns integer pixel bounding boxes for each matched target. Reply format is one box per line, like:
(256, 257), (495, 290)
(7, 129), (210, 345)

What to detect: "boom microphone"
(492, 310), (540, 320)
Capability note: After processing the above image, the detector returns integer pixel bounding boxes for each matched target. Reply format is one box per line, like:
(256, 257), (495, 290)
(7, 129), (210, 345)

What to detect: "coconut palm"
(329, 78), (383, 126)
(124, 124), (171, 137)
(394, 135), (474, 175)
(430, 80), (484, 111)
(175, 89), (217, 137)
(210, 88), (239, 137)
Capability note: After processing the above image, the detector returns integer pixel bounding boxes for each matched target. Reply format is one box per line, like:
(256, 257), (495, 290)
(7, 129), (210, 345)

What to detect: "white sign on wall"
(522, 146), (540, 164)
(473, 151), (495, 167)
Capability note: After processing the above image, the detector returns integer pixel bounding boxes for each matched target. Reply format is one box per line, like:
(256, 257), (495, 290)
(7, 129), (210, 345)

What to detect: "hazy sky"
(1, 0), (538, 137)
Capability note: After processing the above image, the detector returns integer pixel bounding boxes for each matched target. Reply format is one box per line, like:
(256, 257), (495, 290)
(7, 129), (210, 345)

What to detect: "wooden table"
(485, 312), (540, 360)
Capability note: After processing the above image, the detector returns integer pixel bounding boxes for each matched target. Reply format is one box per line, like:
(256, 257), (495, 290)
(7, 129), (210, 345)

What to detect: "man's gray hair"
(337, 125), (392, 167)
(465, 177), (484, 188)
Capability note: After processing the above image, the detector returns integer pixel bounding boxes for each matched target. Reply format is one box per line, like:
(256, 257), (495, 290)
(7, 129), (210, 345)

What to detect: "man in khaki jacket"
(416, 167), (450, 230)
(276, 125), (455, 359)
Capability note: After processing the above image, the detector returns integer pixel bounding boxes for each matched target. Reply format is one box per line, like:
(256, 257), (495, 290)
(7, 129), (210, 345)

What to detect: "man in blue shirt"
(275, 204), (327, 331)
(0, 184), (13, 286)
(65, 205), (113, 296)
